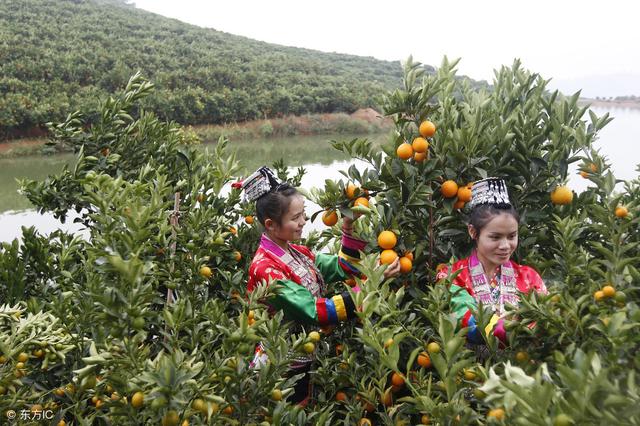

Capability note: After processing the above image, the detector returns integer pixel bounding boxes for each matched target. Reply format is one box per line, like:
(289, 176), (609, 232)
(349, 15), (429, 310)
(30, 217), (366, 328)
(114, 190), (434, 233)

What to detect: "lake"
(0, 105), (638, 243)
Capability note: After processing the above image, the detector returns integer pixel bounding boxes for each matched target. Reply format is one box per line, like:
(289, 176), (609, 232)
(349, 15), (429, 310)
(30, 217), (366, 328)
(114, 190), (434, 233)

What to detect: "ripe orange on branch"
(419, 120), (436, 138)
(345, 183), (358, 199)
(377, 230), (397, 249)
(412, 137), (429, 153)
(322, 209), (339, 226)
(457, 186), (472, 202)
(441, 180), (458, 198)
(615, 206), (628, 218)
(397, 143), (414, 160)
(417, 351), (432, 368)
(414, 152), (427, 162)
(399, 256), (412, 273)
(380, 249), (398, 265)
(550, 186), (573, 205)
(354, 197), (369, 208)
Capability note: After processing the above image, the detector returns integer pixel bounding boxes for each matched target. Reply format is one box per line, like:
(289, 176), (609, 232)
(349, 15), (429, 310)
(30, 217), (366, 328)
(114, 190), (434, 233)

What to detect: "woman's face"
(268, 195), (307, 242)
(469, 213), (518, 268)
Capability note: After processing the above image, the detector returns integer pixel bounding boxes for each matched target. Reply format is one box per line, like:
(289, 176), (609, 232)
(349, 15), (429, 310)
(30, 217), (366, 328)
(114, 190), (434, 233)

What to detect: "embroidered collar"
(468, 251), (519, 315)
(259, 234), (325, 297)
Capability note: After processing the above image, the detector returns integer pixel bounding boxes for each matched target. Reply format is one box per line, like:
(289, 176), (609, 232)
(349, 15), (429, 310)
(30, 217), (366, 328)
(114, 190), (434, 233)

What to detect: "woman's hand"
(382, 257), (401, 278)
(342, 213), (361, 235)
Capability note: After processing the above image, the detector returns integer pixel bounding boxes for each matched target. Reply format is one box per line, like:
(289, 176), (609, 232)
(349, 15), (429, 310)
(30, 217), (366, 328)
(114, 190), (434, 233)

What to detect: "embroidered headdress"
(468, 177), (511, 209)
(237, 166), (281, 202)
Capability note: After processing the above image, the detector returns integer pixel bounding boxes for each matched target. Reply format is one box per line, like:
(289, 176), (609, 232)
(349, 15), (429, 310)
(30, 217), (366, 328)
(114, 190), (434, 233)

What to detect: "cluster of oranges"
(396, 120), (436, 162)
(594, 283), (624, 304)
(440, 180), (473, 210)
(322, 183), (370, 226)
(377, 230), (413, 273)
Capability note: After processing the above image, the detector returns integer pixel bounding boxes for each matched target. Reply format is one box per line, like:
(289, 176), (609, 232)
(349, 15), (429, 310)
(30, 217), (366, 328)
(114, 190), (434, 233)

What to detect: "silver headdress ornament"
(240, 166), (281, 202)
(468, 177), (512, 209)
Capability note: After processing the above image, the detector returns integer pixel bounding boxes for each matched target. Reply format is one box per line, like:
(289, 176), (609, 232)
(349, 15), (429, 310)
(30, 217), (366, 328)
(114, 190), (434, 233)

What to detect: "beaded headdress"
(468, 177), (511, 209)
(238, 166), (281, 202)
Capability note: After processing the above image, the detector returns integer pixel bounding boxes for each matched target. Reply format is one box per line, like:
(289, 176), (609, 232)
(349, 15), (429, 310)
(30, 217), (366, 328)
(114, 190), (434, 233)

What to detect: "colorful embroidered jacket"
(436, 252), (547, 342)
(247, 233), (364, 326)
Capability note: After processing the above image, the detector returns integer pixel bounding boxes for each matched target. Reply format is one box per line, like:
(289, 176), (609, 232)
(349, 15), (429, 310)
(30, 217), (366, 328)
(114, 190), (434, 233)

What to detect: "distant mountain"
(549, 74), (640, 99)
(1, 0), (412, 138)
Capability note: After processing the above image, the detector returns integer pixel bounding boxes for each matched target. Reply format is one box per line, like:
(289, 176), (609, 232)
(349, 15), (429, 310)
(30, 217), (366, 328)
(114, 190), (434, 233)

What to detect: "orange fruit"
(589, 163), (598, 173)
(380, 249), (398, 265)
(419, 120), (436, 138)
(308, 331), (321, 343)
(441, 180), (458, 198)
(550, 186), (573, 205)
(615, 206), (628, 218)
(391, 372), (405, 387)
(17, 352), (29, 363)
(229, 226), (237, 235)
(515, 351), (529, 363)
(453, 200), (466, 210)
(346, 183), (359, 199)
(602, 285), (615, 298)
(457, 186), (472, 202)
(414, 152), (427, 162)
(354, 197), (369, 208)
(463, 369), (477, 381)
(303, 342), (315, 354)
(233, 251), (242, 262)
(579, 171), (589, 178)
(199, 265), (212, 278)
(335, 391), (348, 402)
(222, 405), (234, 415)
(404, 252), (414, 261)
(131, 391), (144, 409)
(244, 215), (254, 224)
(384, 338), (394, 348)
(417, 351), (432, 368)
(594, 290), (605, 302)
(377, 230), (397, 249)
(271, 389), (283, 401)
(487, 408), (505, 420)
(358, 419), (372, 426)
(397, 143), (414, 160)
(399, 256), (412, 273)
(412, 137), (429, 153)
(427, 342), (441, 354)
(421, 414), (431, 425)
(322, 209), (339, 226)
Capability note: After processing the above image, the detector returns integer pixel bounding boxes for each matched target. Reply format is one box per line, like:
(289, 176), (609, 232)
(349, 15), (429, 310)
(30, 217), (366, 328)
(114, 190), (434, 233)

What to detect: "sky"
(132, 0), (640, 97)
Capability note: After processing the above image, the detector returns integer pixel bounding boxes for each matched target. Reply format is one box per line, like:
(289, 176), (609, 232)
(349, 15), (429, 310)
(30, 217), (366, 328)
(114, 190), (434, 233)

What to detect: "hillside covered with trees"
(1, 0), (412, 138)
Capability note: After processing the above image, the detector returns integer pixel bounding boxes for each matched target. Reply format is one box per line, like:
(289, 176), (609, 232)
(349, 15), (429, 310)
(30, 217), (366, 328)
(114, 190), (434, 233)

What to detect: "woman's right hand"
(382, 257), (401, 278)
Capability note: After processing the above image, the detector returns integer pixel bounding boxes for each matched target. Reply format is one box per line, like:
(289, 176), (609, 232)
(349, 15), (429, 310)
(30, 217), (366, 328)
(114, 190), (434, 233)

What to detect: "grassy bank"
(193, 110), (392, 142)
(0, 111), (392, 158)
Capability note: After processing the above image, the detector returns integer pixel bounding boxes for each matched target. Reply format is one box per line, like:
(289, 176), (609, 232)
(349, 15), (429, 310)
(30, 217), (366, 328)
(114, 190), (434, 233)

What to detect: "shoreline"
(0, 109), (392, 158)
(578, 98), (640, 109)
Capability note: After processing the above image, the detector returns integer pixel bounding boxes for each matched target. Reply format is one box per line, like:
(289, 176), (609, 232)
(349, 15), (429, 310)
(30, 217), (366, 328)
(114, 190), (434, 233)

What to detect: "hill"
(0, 0), (409, 139)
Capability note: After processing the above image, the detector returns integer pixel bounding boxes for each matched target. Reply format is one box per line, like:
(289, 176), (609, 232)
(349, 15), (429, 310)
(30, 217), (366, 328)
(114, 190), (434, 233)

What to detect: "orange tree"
(0, 74), (332, 425)
(306, 57), (639, 424)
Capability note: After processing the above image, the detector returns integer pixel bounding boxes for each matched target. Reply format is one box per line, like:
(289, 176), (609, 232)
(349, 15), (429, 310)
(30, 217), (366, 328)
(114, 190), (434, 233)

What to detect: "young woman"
(436, 178), (547, 345)
(241, 166), (399, 403)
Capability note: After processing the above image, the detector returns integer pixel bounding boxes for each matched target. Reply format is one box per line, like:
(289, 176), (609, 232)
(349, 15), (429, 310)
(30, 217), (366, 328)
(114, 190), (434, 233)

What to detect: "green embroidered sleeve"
(269, 279), (320, 325)
(314, 253), (348, 284)
(449, 284), (476, 323)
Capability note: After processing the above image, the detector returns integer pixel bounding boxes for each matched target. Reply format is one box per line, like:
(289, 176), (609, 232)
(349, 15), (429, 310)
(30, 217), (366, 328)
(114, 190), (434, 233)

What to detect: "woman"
(436, 177), (547, 344)
(241, 166), (400, 403)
